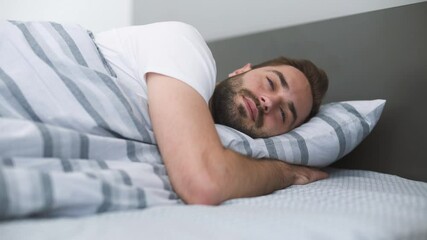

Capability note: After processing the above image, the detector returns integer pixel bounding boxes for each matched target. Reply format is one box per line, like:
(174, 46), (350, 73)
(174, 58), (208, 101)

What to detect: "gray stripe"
(0, 91), (23, 118)
(2, 158), (14, 167)
(118, 170), (132, 186)
(12, 22), (118, 137)
(341, 103), (370, 138)
(169, 191), (178, 200)
(0, 67), (42, 122)
(149, 155), (176, 199)
(0, 169), (9, 217)
(263, 138), (278, 159)
(85, 172), (97, 179)
(228, 128), (252, 156)
(288, 132), (309, 165)
(126, 141), (139, 162)
(96, 160), (109, 169)
(60, 158), (73, 172)
(97, 182), (112, 213)
(88, 31), (117, 77)
(0, 78), (55, 157)
(79, 134), (89, 159)
(50, 22), (88, 67)
(54, 23), (149, 141)
(51, 21), (148, 141)
(40, 172), (54, 213)
(95, 72), (151, 141)
(151, 162), (176, 200)
(136, 188), (147, 208)
(318, 114), (346, 159)
(35, 123), (54, 158)
(152, 164), (169, 189)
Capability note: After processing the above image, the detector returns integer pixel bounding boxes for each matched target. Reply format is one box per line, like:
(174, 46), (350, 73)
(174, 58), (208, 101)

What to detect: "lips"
(243, 96), (258, 122)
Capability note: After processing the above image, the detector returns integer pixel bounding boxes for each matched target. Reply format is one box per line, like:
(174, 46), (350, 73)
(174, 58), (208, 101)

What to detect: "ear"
(228, 63), (252, 77)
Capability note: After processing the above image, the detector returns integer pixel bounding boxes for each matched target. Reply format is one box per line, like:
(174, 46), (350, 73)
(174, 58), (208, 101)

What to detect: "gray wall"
(208, 3), (427, 182)
(132, 0), (426, 41)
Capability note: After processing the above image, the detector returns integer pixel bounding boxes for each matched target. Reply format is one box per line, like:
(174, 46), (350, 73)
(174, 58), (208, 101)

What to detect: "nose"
(259, 96), (274, 113)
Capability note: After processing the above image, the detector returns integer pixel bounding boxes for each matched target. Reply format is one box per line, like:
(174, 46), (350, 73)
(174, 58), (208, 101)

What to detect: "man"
(96, 21), (329, 205)
(210, 57), (328, 138)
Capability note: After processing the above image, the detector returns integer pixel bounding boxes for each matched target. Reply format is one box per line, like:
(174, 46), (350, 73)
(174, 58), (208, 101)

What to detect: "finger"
(294, 168), (328, 185)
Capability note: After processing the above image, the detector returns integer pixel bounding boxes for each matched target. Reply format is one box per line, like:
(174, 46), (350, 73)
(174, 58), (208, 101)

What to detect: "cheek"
(263, 114), (282, 131)
(242, 79), (265, 93)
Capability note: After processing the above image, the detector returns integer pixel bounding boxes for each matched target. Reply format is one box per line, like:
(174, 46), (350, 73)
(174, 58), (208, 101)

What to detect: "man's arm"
(147, 73), (327, 205)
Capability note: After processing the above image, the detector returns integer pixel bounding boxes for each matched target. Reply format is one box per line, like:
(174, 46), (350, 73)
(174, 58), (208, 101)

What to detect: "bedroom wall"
(133, 0), (426, 41)
(208, 2), (427, 182)
(0, 0), (132, 33)
(1, 0), (424, 38)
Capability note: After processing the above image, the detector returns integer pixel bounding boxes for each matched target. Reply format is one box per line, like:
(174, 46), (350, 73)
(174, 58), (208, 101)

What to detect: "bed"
(1, 2), (427, 240)
(1, 168), (426, 240)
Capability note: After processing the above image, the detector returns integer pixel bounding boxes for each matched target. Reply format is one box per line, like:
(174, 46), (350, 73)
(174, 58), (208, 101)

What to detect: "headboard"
(208, 2), (427, 182)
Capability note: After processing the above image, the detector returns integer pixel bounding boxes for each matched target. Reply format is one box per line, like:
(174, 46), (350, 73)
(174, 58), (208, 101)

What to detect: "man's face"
(210, 65), (313, 138)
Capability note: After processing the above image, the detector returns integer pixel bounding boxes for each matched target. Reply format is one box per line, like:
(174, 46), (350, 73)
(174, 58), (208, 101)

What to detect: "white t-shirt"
(95, 21), (216, 105)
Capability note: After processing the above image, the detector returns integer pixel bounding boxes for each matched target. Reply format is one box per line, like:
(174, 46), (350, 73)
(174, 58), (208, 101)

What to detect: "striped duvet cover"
(0, 21), (180, 219)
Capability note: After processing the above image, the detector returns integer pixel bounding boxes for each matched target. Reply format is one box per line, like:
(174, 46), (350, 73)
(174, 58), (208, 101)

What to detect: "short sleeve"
(120, 22), (216, 103)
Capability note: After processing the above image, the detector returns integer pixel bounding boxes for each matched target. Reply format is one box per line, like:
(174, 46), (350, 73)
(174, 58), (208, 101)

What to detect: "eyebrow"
(269, 70), (288, 89)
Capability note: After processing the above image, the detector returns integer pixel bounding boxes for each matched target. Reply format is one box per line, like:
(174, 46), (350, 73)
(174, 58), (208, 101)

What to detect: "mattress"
(1, 168), (426, 240)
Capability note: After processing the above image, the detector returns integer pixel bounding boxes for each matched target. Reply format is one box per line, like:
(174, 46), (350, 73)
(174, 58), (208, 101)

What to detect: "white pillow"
(216, 99), (386, 167)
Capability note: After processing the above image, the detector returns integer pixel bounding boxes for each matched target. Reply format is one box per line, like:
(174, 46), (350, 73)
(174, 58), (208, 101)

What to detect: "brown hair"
(251, 56), (329, 121)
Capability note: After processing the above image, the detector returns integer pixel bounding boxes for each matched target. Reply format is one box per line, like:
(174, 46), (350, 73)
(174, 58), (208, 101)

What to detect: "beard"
(210, 75), (266, 138)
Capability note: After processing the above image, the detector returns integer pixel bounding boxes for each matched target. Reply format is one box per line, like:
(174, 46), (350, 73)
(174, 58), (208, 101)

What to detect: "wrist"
(274, 160), (297, 187)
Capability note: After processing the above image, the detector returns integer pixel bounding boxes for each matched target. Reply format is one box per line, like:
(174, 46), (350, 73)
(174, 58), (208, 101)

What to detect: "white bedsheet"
(1, 168), (426, 240)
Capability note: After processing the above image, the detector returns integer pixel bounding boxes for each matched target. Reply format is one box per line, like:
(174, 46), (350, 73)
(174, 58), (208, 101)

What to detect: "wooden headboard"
(208, 2), (427, 182)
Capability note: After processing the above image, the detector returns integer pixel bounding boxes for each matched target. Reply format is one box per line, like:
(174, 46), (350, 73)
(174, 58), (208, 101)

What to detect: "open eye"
(267, 78), (275, 90)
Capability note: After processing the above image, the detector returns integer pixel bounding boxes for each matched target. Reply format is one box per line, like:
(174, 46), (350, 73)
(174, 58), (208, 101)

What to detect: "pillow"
(216, 99), (386, 167)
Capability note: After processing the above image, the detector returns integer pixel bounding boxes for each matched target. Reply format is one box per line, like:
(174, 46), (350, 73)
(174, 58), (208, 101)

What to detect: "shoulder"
(98, 22), (217, 102)
(147, 22), (216, 102)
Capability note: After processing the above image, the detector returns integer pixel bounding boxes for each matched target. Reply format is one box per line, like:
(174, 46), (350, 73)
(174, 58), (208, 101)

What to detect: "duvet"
(0, 21), (179, 219)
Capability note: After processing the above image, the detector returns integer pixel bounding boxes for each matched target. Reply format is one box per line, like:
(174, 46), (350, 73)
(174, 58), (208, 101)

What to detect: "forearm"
(182, 147), (327, 205)
(206, 148), (295, 203)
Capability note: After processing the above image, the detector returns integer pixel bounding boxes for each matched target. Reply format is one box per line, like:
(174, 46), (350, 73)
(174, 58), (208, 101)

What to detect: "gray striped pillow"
(216, 100), (386, 167)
